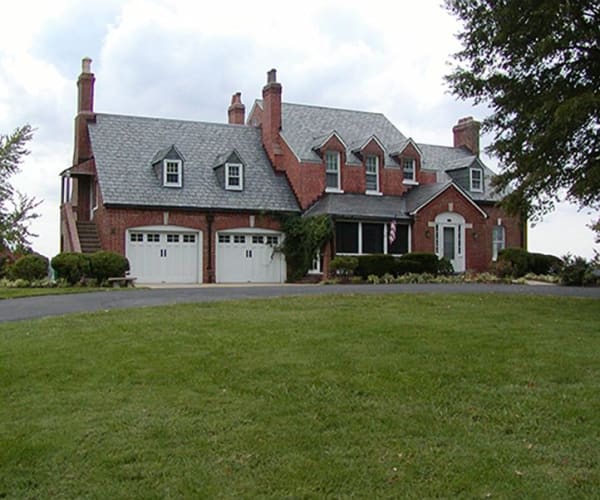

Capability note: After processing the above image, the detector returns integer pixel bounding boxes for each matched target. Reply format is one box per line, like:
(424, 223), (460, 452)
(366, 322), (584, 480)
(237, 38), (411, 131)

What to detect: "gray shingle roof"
(261, 101), (407, 167)
(304, 193), (409, 220)
(89, 114), (299, 212)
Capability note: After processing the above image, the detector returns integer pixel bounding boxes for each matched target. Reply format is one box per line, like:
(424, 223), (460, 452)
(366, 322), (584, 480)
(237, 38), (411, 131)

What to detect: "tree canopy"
(0, 124), (41, 253)
(445, 0), (600, 222)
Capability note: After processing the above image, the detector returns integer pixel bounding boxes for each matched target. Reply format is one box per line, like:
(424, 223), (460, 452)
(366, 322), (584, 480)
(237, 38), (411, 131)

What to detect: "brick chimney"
(453, 116), (480, 155)
(73, 57), (96, 165)
(261, 68), (283, 164)
(227, 92), (246, 125)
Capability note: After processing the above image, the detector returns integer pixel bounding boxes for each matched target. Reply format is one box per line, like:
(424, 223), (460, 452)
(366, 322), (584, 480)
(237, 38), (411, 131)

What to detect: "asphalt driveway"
(1, 283), (599, 323)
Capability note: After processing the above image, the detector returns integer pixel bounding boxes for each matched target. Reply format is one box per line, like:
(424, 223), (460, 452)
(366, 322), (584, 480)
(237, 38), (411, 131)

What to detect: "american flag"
(389, 220), (397, 245)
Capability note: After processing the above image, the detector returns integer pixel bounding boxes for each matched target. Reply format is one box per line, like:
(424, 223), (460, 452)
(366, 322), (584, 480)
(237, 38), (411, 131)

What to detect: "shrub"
(497, 248), (531, 277)
(51, 252), (92, 285)
(355, 254), (396, 278)
(9, 254), (49, 281)
(529, 252), (563, 275)
(397, 252), (441, 274)
(559, 254), (598, 286)
(394, 259), (422, 275)
(437, 257), (454, 275)
(329, 256), (358, 277)
(89, 251), (130, 284)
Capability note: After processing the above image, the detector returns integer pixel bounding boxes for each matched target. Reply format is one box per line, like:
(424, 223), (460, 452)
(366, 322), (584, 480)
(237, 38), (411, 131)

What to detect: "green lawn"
(0, 287), (113, 300)
(1, 294), (599, 498)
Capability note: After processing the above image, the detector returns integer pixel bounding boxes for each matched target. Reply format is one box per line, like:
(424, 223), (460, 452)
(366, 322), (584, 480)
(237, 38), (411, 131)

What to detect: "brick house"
(60, 58), (525, 284)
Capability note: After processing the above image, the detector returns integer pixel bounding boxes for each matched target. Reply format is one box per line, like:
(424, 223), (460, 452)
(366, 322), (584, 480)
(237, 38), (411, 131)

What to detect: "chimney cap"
(267, 69), (277, 84)
(81, 57), (92, 74)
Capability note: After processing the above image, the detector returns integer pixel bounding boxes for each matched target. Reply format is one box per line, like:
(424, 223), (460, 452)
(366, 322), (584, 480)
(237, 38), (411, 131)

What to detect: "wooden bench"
(107, 276), (137, 288)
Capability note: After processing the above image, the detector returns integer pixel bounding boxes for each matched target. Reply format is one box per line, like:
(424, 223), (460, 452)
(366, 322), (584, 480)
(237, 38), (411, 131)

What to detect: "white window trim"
(226, 162), (243, 191)
(365, 155), (381, 195)
(336, 221), (411, 256)
(492, 225), (506, 261)
(403, 158), (416, 182)
(325, 151), (341, 192)
(163, 159), (182, 188)
(470, 168), (483, 192)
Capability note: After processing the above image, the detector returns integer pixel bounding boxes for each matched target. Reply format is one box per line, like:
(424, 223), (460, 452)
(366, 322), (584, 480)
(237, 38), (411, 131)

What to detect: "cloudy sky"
(1, 0), (597, 259)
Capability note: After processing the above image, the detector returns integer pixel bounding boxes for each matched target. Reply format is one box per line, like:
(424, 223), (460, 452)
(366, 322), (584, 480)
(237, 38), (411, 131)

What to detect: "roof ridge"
(94, 112), (253, 130)
(282, 101), (387, 117)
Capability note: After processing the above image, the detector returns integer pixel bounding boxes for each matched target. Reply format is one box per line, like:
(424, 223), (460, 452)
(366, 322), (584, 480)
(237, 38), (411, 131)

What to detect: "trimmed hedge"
(51, 253), (92, 285)
(89, 251), (130, 284)
(353, 253), (447, 278)
(497, 248), (563, 277)
(10, 254), (49, 281)
(329, 256), (359, 276)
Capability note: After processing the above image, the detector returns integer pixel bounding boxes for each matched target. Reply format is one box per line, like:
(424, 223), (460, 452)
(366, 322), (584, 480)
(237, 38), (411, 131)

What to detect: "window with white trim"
(218, 234), (231, 243)
(183, 234), (196, 243)
(470, 168), (483, 192)
(226, 163), (243, 191)
(365, 155), (379, 193)
(492, 225), (505, 261)
(130, 233), (143, 243)
(163, 160), (182, 187)
(403, 158), (415, 181)
(147, 233), (160, 243)
(325, 151), (341, 191)
(335, 221), (410, 255)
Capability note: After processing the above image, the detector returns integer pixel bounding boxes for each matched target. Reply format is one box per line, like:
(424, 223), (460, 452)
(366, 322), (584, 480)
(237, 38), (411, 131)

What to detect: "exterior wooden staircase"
(76, 221), (101, 254)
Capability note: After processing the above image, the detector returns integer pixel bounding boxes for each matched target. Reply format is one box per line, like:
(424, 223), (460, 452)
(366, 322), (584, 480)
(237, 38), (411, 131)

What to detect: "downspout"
(206, 213), (214, 283)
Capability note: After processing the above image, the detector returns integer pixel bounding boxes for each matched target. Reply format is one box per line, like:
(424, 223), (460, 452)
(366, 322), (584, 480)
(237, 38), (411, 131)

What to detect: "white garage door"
(126, 226), (202, 284)
(216, 229), (285, 283)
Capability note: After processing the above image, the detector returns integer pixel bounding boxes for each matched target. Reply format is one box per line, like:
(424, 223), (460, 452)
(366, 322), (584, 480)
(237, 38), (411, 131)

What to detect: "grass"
(0, 287), (132, 300)
(1, 294), (599, 498)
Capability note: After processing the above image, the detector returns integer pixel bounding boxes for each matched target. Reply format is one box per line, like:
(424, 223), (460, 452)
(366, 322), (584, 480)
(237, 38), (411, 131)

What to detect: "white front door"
(126, 226), (201, 283)
(435, 212), (466, 272)
(216, 229), (285, 283)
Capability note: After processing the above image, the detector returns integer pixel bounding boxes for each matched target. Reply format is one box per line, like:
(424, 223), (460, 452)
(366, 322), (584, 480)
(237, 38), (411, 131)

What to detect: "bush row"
(2, 251), (130, 286)
(329, 253), (454, 278)
(495, 248), (563, 277)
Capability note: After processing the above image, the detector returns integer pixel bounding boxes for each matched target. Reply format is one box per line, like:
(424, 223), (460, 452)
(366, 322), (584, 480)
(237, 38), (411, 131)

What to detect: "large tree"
(445, 0), (600, 223)
(0, 124), (41, 253)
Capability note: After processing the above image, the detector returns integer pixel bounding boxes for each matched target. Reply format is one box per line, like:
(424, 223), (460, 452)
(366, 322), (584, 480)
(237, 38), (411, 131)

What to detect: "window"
(218, 234), (231, 243)
(335, 221), (410, 255)
(226, 163), (243, 191)
(167, 234), (180, 243)
(365, 155), (379, 193)
(403, 158), (416, 182)
(266, 235), (279, 245)
(492, 225), (505, 261)
(470, 168), (483, 192)
(233, 235), (246, 244)
(163, 160), (182, 187)
(147, 233), (160, 243)
(130, 233), (143, 242)
(362, 223), (384, 254)
(252, 235), (264, 244)
(183, 234), (196, 243)
(388, 224), (409, 255)
(336, 222), (359, 253)
(325, 151), (341, 191)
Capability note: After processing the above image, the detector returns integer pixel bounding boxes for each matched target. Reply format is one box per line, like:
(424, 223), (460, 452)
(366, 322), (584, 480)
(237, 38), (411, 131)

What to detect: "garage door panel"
(126, 228), (201, 284)
(216, 230), (285, 283)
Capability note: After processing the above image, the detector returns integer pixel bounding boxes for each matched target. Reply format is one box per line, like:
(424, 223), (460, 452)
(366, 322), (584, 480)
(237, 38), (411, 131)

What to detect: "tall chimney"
(261, 68), (283, 164)
(73, 57), (96, 164)
(227, 92), (246, 125)
(453, 116), (480, 155)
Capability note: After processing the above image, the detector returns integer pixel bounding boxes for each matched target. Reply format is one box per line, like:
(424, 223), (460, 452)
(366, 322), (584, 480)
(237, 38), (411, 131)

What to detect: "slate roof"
(88, 114), (299, 212)
(304, 193), (410, 220)
(257, 100), (407, 167)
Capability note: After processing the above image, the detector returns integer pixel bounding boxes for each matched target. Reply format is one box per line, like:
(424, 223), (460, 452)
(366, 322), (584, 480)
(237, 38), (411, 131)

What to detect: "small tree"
(0, 125), (41, 252)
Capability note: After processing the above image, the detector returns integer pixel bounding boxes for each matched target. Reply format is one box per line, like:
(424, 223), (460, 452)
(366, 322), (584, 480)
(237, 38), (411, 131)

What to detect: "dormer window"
(163, 159), (182, 187)
(325, 151), (341, 192)
(470, 168), (483, 192)
(403, 158), (416, 182)
(226, 163), (243, 191)
(365, 155), (380, 193)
